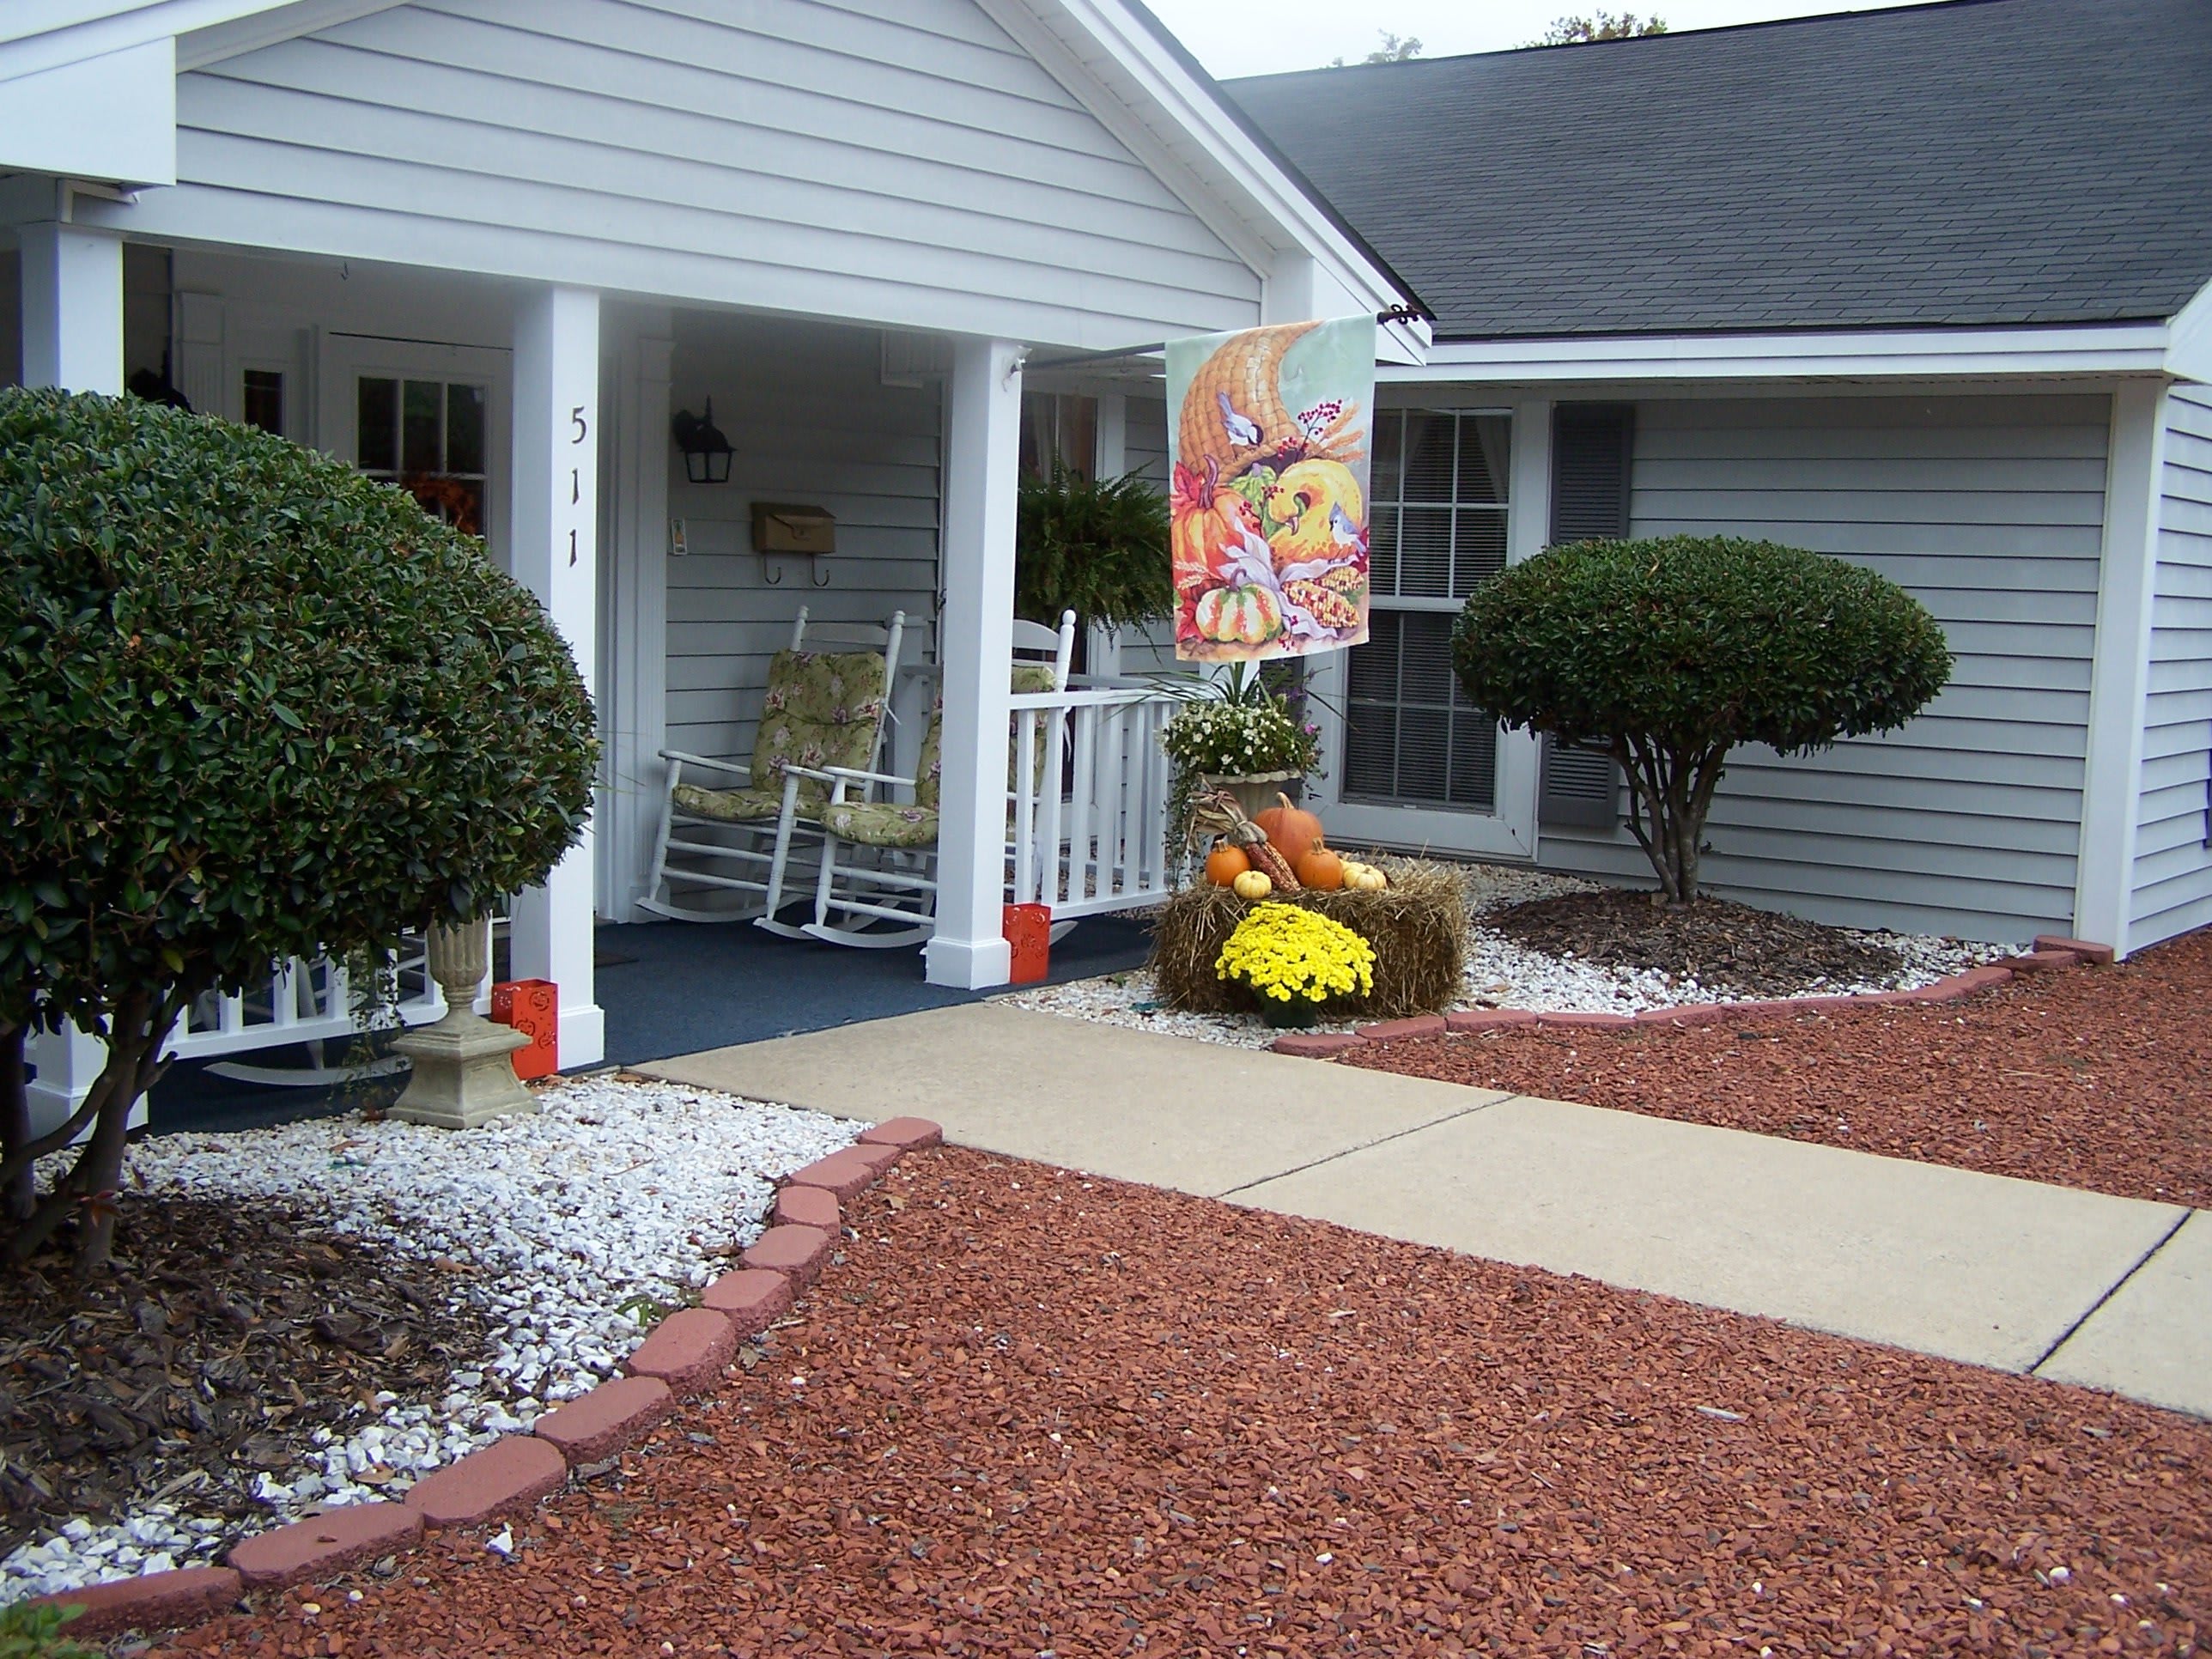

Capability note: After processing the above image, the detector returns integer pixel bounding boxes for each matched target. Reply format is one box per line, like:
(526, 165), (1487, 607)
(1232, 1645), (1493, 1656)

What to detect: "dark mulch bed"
(0, 1195), (491, 1558)
(1350, 928), (2212, 1207)
(155, 1149), (2208, 1658)
(1487, 890), (1911, 999)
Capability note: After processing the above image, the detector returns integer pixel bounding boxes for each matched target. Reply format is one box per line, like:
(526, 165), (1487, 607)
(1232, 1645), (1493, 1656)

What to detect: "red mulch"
(152, 1150), (2207, 1658)
(1347, 931), (2212, 1208)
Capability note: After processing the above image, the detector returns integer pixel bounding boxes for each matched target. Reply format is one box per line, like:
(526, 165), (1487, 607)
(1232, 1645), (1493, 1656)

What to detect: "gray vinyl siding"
(1536, 392), (2110, 943)
(2129, 385), (2212, 951)
(154, 0), (1261, 345)
(663, 314), (939, 767)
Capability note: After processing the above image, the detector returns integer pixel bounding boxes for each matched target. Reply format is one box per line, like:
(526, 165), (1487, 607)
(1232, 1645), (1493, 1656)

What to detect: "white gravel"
(1005, 863), (2013, 1047)
(3, 1076), (856, 1605)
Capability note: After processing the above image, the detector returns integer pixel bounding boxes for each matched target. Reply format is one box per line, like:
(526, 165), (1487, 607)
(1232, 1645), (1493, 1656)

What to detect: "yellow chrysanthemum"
(1215, 902), (1376, 1007)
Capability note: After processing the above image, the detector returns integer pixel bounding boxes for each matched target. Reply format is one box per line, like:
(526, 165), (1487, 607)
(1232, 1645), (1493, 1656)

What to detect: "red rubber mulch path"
(1346, 929), (2212, 1208)
(152, 1150), (2207, 1658)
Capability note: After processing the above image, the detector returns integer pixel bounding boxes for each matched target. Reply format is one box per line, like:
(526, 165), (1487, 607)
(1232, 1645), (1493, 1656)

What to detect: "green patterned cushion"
(672, 782), (811, 825)
(751, 649), (890, 805)
(821, 800), (939, 848)
(914, 663), (1060, 813)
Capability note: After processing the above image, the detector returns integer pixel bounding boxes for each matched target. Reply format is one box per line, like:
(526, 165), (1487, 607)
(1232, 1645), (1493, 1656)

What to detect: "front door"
(1303, 405), (1539, 859)
(317, 334), (510, 568)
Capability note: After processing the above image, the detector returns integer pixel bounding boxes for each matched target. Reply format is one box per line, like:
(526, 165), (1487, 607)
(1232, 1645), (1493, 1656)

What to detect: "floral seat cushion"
(671, 781), (805, 826)
(911, 663), (1062, 811)
(821, 800), (939, 848)
(751, 647), (891, 805)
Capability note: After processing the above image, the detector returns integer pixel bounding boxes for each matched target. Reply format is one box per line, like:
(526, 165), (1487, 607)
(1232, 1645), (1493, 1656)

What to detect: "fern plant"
(1014, 465), (1172, 631)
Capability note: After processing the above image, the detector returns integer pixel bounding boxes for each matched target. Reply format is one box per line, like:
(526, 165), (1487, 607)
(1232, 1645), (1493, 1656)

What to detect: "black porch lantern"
(672, 398), (734, 484)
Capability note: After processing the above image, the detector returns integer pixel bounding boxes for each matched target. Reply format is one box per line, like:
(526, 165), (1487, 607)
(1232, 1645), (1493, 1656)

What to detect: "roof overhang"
(1387, 316), (2203, 388)
(3, 0), (1428, 362)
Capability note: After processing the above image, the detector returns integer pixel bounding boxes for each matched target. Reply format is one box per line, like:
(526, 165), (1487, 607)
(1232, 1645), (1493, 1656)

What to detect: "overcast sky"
(1145, 0), (1933, 79)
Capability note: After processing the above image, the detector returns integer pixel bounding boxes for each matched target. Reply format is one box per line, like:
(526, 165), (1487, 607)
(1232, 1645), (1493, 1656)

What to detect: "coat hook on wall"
(763, 556), (785, 585)
(811, 560), (833, 587)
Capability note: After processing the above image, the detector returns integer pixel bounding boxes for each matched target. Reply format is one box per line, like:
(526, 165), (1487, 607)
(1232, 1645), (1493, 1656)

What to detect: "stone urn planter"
(391, 918), (536, 1129)
(1200, 769), (1303, 821)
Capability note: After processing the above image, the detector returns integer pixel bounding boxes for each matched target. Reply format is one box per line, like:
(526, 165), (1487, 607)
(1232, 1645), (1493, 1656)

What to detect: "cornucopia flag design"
(1164, 315), (1376, 663)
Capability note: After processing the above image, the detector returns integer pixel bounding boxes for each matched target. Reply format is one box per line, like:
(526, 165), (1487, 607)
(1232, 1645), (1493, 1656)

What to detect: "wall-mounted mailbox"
(750, 502), (836, 556)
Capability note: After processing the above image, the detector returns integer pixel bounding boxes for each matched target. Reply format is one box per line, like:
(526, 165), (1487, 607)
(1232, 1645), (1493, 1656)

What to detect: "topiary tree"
(1453, 536), (1951, 904)
(0, 388), (597, 1276)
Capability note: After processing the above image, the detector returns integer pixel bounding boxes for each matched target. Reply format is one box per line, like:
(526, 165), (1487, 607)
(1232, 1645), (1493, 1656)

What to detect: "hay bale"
(1147, 856), (1468, 1018)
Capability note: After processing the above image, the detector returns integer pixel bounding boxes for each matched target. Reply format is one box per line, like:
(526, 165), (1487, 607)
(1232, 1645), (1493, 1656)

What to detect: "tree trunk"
(1613, 738), (1731, 904)
(3, 989), (173, 1278)
(0, 1024), (31, 1225)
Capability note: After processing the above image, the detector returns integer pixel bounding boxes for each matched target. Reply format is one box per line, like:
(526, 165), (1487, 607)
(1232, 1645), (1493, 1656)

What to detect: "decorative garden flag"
(1166, 316), (1375, 663)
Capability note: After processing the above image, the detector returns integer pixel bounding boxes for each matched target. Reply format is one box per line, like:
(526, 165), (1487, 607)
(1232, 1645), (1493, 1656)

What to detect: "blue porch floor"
(140, 913), (1151, 1136)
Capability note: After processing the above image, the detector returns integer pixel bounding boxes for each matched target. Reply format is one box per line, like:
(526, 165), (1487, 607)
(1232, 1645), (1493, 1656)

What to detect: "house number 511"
(568, 404), (588, 566)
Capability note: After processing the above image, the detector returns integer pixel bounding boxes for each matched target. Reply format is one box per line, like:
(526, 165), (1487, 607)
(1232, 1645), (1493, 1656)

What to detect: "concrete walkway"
(642, 1002), (2210, 1420)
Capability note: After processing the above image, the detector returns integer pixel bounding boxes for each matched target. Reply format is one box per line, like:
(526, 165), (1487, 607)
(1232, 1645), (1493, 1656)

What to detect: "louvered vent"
(1550, 405), (1634, 543)
(1540, 405), (1635, 828)
(1540, 733), (1620, 828)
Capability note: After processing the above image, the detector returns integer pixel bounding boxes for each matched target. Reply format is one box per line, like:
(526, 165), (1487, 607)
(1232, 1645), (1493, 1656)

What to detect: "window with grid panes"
(1342, 410), (1511, 811)
(356, 376), (489, 538)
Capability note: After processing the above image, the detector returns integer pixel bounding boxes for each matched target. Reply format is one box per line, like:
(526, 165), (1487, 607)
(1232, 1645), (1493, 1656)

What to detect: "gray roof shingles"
(1224, 0), (2212, 340)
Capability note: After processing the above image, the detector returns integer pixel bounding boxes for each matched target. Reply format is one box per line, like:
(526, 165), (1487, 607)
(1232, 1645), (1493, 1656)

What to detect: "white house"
(9, 0), (2212, 1115)
(0, 0), (1419, 1097)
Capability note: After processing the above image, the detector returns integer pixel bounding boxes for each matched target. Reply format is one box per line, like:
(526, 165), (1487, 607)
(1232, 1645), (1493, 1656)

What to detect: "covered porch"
(9, 238), (1188, 1105)
(5, 0), (1416, 1108)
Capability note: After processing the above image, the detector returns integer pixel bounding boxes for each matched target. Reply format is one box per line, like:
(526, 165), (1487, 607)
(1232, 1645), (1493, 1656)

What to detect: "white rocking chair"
(773, 612), (1078, 949)
(641, 607), (905, 924)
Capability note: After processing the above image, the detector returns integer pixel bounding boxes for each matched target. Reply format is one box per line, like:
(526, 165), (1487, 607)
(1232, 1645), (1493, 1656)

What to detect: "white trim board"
(1392, 323), (2183, 386)
(2072, 380), (2170, 956)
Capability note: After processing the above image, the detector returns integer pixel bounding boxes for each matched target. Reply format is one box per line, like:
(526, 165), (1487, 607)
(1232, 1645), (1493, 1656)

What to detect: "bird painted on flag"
(1216, 392), (1261, 448)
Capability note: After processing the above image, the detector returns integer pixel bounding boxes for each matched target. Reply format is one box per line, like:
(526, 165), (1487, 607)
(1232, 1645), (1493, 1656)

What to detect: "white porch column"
(2075, 380), (2171, 957)
(508, 285), (605, 1066)
(925, 337), (1025, 989)
(21, 222), (125, 1127)
(604, 327), (672, 921)
(18, 222), (124, 393)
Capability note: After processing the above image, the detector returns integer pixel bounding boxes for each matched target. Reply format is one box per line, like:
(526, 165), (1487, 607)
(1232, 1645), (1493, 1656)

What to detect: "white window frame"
(1303, 397), (1550, 860)
(316, 332), (512, 571)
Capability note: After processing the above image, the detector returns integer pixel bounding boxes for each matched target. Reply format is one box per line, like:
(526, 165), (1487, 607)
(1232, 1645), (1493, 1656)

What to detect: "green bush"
(0, 1601), (94, 1659)
(0, 388), (597, 1273)
(1016, 465), (1172, 631)
(1453, 536), (1951, 902)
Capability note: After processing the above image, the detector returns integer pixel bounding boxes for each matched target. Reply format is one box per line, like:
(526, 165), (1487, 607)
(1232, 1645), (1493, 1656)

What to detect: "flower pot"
(1257, 997), (1322, 1030)
(1201, 770), (1303, 822)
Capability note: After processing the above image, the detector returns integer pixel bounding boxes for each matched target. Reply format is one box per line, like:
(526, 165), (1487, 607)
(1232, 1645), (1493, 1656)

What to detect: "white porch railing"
(166, 951), (444, 1064)
(1009, 684), (1178, 919)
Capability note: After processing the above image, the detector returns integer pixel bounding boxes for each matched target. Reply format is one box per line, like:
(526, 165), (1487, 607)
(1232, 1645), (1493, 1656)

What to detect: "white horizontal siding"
(664, 315), (939, 767)
(2129, 385), (2212, 951)
(1538, 392), (2110, 943)
(135, 0), (1261, 346)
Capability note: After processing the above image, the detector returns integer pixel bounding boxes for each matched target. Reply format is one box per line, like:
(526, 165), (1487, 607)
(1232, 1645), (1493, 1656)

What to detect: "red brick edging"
(30, 1113), (947, 1643)
(1272, 935), (2114, 1060)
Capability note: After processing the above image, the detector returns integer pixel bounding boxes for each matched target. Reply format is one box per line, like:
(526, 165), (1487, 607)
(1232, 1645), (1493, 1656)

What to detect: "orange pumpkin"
(1255, 793), (1323, 866)
(1170, 458), (1262, 596)
(1204, 842), (1251, 886)
(1295, 842), (1345, 892)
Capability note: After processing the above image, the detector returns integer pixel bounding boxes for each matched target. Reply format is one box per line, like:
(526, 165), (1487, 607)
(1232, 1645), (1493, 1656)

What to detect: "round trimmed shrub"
(0, 387), (597, 1272)
(1453, 536), (1951, 902)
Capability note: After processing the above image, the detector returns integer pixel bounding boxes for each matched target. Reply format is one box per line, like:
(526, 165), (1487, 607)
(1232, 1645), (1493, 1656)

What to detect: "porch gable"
(88, 0), (1288, 346)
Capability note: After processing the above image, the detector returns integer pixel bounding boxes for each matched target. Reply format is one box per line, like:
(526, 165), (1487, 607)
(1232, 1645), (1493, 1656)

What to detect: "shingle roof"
(1224, 0), (2212, 341)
